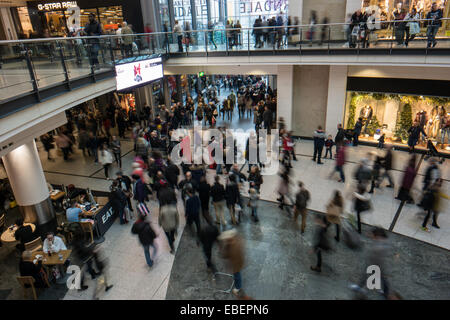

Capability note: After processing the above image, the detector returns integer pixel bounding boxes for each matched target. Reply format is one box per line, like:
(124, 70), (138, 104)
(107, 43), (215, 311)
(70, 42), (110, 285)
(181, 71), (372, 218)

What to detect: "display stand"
(213, 272), (235, 294)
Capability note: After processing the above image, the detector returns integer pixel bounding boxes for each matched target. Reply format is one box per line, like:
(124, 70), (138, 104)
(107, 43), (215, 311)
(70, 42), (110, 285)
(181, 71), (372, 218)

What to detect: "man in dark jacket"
(131, 214), (157, 267)
(185, 188), (201, 238)
(133, 174), (150, 204)
(198, 176), (212, 225)
(179, 171), (199, 202)
(14, 218), (35, 252)
(353, 118), (363, 146)
(116, 171), (133, 213)
(211, 175), (226, 225)
(165, 157), (180, 189)
(426, 2), (443, 48)
(335, 123), (345, 155)
(313, 126), (326, 164)
(199, 224), (220, 274)
(83, 13), (102, 68)
(263, 106), (272, 133)
(158, 181), (177, 206)
(381, 146), (394, 188)
(109, 180), (128, 225)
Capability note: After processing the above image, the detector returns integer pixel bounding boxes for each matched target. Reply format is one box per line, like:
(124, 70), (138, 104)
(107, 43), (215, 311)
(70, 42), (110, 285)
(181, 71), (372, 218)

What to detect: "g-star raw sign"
(37, 1), (78, 11)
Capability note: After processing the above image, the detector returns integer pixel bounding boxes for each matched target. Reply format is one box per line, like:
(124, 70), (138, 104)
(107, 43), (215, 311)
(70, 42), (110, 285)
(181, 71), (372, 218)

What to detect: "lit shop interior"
(343, 92), (450, 153)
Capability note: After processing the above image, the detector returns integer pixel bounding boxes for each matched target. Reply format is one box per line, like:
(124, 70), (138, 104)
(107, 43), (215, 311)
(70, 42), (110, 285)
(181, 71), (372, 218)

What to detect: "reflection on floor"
(166, 199), (450, 300)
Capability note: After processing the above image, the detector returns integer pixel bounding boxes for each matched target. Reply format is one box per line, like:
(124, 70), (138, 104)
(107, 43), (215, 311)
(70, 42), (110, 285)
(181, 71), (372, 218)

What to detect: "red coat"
(282, 137), (293, 151)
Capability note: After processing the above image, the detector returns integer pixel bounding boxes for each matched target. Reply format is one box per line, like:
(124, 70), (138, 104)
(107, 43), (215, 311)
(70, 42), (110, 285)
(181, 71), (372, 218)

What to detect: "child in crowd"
(248, 188), (260, 223)
(378, 133), (385, 149)
(324, 135), (334, 159)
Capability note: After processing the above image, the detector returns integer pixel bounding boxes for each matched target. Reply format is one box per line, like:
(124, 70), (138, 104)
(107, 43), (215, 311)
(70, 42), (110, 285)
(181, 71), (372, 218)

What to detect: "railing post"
(299, 27), (302, 55)
(205, 31), (208, 56)
(57, 40), (71, 90)
(247, 29), (250, 55)
(23, 44), (40, 102)
(108, 38), (115, 67)
(327, 25), (331, 53)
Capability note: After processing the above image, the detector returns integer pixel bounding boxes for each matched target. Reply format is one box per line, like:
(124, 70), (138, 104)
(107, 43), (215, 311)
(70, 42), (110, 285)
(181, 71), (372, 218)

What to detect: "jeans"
(381, 170), (394, 186)
(422, 209), (439, 227)
(216, 163), (222, 174)
(335, 165), (345, 182)
(324, 147), (332, 159)
(427, 25), (440, 47)
(114, 152), (121, 168)
(143, 244), (156, 267)
(103, 164), (111, 178)
(177, 35), (183, 52)
(441, 127), (450, 144)
(251, 207), (258, 220)
(165, 230), (176, 251)
(89, 43), (100, 66)
(90, 148), (98, 162)
(187, 215), (201, 238)
(313, 146), (323, 163)
(233, 272), (242, 290)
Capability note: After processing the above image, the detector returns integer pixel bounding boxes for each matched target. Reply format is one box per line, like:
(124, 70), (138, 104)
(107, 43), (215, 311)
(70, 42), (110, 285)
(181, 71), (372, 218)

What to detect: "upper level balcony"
(1, 19), (450, 118)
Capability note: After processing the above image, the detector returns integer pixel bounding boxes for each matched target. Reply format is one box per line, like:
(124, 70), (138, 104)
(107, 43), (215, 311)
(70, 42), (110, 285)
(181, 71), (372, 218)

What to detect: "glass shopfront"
(13, 0), (143, 38)
(343, 91), (450, 152)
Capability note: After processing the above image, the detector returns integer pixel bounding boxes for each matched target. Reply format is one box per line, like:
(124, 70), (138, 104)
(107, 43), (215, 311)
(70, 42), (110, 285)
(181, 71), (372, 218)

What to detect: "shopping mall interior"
(0, 0), (449, 303)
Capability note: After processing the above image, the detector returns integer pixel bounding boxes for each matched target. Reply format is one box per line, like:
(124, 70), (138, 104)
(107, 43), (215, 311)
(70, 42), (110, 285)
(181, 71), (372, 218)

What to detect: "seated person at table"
(43, 232), (67, 254)
(19, 250), (48, 288)
(67, 184), (87, 201)
(14, 218), (35, 252)
(66, 200), (82, 223)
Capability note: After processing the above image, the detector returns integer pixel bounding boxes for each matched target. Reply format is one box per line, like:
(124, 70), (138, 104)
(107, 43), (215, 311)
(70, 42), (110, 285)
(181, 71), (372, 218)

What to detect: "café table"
(50, 190), (66, 212)
(33, 249), (72, 284)
(1, 223), (36, 244)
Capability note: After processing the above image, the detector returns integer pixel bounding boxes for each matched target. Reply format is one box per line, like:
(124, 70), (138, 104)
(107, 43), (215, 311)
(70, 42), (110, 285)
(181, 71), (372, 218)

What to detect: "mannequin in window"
(359, 105), (373, 134)
(431, 106), (441, 138)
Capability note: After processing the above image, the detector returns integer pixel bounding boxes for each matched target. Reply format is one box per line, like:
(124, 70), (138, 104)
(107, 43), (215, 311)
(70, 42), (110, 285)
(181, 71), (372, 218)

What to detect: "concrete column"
(277, 65), (294, 131)
(289, 0), (303, 24)
(346, 0), (362, 17)
(325, 65), (348, 138)
(2, 140), (56, 229)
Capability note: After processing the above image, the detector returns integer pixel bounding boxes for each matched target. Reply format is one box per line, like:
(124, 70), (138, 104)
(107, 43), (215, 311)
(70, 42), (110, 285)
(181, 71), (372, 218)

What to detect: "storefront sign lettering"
(240, 0), (288, 14)
(173, 0), (208, 18)
(37, 1), (78, 11)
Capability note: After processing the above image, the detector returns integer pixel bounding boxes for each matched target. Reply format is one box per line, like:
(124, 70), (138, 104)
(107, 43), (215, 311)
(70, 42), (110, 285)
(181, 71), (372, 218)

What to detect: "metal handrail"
(0, 18), (449, 44)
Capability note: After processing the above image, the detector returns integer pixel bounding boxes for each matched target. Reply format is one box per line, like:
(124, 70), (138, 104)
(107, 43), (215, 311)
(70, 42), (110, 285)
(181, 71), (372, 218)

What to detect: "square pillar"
(277, 65), (294, 131)
(325, 65), (348, 138)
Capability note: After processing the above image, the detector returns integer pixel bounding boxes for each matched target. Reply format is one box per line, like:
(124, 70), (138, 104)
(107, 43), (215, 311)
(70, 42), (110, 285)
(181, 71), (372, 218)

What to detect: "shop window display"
(343, 92), (450, 153)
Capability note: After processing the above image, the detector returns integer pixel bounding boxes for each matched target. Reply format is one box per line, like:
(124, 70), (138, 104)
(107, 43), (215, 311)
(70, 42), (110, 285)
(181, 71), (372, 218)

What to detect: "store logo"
(101, 209), (113, 224)
(66, 265), (81, 290)
(169, 124), (280, 176)
(366, 265), (381, 290)
(134, 64), (143, 83)
(37, 2), (78, 11)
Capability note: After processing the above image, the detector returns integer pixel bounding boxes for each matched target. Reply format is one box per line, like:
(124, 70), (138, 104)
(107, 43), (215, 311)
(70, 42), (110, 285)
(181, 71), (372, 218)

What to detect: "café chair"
(24, 237), (43, 252)
(80, 221), (94, 245)
(16, 276), (38, 300)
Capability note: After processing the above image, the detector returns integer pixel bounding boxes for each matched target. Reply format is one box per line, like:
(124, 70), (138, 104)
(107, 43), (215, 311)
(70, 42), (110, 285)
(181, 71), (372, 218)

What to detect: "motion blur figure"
(350, 227), (395, 300)
(310, 214), (331, 273)
(218, 229), (245, 297)
(199, 224), (220, 274)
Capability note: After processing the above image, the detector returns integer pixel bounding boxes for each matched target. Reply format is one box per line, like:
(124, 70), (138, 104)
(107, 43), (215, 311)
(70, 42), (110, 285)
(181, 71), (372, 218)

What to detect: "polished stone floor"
(166, 200), (450, 300)
(1, 86), (449, 299)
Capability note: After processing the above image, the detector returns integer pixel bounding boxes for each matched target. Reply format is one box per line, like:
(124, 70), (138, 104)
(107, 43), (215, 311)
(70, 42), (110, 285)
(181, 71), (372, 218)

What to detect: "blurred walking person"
(326, 191), (344, 242)
(310, 214), (331, 273)
(218, 229), (245, 297)
(131, 214), (158, 267)
(293, 181), (310, 234)
(159, 203), (179, 254)
(353, 183), (371, 234)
